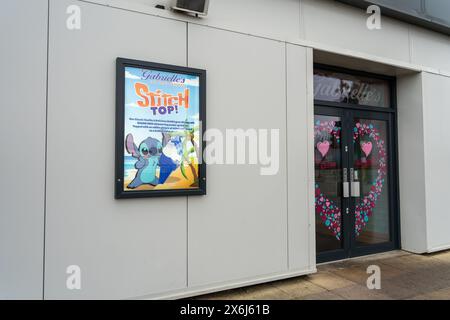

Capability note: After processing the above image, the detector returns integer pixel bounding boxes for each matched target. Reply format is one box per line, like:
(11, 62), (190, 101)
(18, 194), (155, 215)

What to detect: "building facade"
(1, 0), (450, 299)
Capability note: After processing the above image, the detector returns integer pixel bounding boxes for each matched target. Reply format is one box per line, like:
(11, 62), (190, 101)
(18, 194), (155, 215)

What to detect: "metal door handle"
(351, 181), (360, 197)
(343, 182), (350, 198)
(343, 168), (349, 198)
(350, 168), (360, 197)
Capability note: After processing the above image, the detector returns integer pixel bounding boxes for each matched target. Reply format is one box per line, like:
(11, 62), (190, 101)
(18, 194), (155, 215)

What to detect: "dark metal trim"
(337, 0), (450, 36)
(314, 64), (401, 263)
(314, 63), (396, 111)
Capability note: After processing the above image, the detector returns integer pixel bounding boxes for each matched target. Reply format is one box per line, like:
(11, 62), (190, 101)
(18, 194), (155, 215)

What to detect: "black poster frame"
(115, 58), (206, 199)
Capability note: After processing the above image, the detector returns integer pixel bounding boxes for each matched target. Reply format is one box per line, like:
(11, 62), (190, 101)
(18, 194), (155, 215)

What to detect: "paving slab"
(195, 250), (450, 300)
(301, 291), (345, 300)
(195, 288), (247, 300)
(240, 283), (293, 300)
(330, 265), (372, 284)
(429, 251), (450, 263)
(409, 287), (450, 300)
(271, 277), (327, 299)
(306, 271), (356, 290)
(330, 284), (393, 300)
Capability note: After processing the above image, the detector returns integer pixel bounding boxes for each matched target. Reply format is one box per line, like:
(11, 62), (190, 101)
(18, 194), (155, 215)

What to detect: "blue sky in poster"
(124, 66), (200, 145)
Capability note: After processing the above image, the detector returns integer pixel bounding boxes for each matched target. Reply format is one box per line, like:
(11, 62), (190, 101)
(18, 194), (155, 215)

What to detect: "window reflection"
(314, 69), (390, 108)
(353, 119), (390, 245)
(315, 115), (343, 253)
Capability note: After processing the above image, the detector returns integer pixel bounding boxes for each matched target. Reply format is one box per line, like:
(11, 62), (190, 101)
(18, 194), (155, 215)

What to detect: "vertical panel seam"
(306, 48), (311, 269)
(42, 0), (50, 300)
(408, 26), (413, 64)
(420, 73), (430, 251)
(305, 48), (315, 269)
(186, 21), (189, 288)
(285, 42), (290, 271)
(299, 0), (305, 39)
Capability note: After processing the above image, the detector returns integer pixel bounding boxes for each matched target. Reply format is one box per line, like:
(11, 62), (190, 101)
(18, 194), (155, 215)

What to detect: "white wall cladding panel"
(187, 24), (289, 286)
(397, 73), (428, 253)
(102, 0), (301, 41)
(91, 0), (450, 74)
(422, 73), (450, 252)
(410, 27), (450, 75)
(286, 44), (315, 270)
(301, 0), (411, 63)
(0, 0), (47, 299)
(195, 0), (300, 40)
(45, 0), (188, 299)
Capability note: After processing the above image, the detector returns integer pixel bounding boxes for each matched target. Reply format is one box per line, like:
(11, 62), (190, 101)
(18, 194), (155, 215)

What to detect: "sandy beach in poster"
(124, 156), (199, 190)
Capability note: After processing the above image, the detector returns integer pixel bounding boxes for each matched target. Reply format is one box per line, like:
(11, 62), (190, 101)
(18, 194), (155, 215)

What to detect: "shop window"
(314, 68), (391, 108)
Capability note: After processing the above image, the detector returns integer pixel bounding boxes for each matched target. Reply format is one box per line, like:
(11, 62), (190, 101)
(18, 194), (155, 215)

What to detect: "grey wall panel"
(0, 0), (47, 299)
(397, 73), (428, 253)
(338, 0), (450, 36)
(45, 0), (187, 299)
(91, 0), (450, 75)
(98, 0), (412, 64)
(103, 0), (301, 41)
(411, 26), (450, 75)
(187, 24), (288, 286)
(192, 0), (300, 40)
(302, 0), (411, 63)
(422, 73), (450, 251)
(286, 44), (315, 270)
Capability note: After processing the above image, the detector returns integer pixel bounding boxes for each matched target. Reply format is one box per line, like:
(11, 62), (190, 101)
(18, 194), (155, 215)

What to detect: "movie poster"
(116, 60), (206, 198)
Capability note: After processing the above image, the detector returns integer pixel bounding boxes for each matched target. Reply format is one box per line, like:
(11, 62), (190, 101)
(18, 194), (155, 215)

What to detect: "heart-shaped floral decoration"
(317, 141), (331, 158)
(315, 120), (342, 240)
(360, 141), (373, 157)
(314, 121), (387, 240)
(353, 122), (387, 236)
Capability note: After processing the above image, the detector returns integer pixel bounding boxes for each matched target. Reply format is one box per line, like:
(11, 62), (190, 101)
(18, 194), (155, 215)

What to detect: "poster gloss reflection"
(115, 58), (206, 198)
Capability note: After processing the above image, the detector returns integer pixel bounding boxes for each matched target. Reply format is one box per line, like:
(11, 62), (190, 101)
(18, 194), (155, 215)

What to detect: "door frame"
(314, 64), (401, 263)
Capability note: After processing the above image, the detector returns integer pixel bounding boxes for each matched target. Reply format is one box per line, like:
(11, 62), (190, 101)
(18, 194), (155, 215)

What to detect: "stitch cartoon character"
(125, 134), (162, 189)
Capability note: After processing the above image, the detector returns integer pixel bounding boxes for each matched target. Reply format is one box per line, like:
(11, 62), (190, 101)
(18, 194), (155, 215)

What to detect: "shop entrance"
(314, 65), (400, 263)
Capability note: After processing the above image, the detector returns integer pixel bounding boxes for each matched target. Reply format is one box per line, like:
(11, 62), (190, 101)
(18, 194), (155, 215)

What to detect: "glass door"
(315, 107), (350, 262)
(315, 107), (397, 263)
(349, 111), (396, 256)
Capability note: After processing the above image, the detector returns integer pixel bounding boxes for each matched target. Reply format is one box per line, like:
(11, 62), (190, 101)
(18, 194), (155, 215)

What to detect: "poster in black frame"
(115, 58), (206, 199)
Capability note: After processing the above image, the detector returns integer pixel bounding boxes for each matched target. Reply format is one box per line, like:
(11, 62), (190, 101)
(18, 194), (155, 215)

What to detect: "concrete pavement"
(195, 250), (450, 300)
